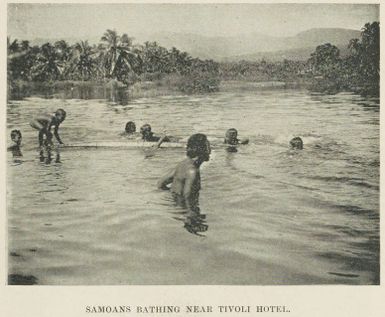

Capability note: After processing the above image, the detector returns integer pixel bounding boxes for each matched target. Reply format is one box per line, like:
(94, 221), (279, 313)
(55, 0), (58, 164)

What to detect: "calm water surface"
(7, 88), (379, 284)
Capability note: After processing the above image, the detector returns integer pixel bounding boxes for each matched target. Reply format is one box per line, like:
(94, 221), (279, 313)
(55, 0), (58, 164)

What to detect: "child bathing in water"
(140, 124), (170, 142)
(290, 137), (303, 150)
(8, 130), (23, 157)
(157, 133), (211, 233)
(30, 109), (66, 148)
(224, 128), (249, 145)
(121, 121), (141, 138)
(140, 123), (182, 145)
(124, 121), (136, 135)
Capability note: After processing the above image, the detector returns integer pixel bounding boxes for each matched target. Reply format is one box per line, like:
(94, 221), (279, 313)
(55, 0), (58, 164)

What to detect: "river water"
(7, 88), (379, 285)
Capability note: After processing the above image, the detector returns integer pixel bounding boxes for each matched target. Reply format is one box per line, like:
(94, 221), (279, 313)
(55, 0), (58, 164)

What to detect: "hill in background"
(27, 28), (361, 62)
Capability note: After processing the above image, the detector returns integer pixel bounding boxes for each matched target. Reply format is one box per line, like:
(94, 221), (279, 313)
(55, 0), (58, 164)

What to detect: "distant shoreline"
(7, 79), (311, 101)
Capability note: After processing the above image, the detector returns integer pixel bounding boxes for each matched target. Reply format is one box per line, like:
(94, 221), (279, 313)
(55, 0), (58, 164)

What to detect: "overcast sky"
(8, 3), (379, 40)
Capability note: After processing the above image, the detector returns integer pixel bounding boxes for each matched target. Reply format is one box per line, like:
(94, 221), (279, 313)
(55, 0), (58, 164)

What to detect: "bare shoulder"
(175, 159), (196, 176)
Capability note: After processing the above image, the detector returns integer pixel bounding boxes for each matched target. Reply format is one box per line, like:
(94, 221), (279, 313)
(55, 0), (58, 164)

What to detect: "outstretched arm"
(157, 168), (175, 190)
(53, 125), (64, 144)
(155, 135), (170, 148)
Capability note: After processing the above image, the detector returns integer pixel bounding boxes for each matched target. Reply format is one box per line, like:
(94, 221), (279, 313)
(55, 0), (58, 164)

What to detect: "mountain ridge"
(18, 27), (361, 61)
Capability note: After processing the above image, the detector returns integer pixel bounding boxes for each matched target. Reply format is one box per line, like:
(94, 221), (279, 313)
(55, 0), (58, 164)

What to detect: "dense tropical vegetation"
(8, 22), (379, 99)
(305, 22), (379, 96)
(219, 59), (307, 84)
(219, 22), (379, 96)
(7, 29), (220, 98)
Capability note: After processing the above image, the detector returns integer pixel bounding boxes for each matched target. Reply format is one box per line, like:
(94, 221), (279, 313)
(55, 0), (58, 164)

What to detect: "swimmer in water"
(224, 128), (249, 145)
(125, 121), (136, 134)
(121, 121), (141, 138)
(290, 137), (303, 150)
(157, 133), (210, 233)
(140, 123), (182, 147)
(30, 109), (66, 149)
(8, 130), (23, 157)
(140, 123), (170, 142)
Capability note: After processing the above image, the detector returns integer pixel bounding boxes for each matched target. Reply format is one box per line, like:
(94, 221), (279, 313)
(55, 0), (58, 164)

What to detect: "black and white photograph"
(5, 2), (380, 288)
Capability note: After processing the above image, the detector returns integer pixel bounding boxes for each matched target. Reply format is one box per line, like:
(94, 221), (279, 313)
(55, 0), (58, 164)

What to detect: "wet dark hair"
(226, 128), (238, 135)
(225, 128), (238, 144)
(186, 133), (209, 158)
(125, 121), (136, 133)
(290, 137), (303, 150)
(55, 108), (66, 120)
(10, 129), (22, 146)
(140, 124), (151, 133)
(11, 129), (22, 140)
(140, 124), (153, 140)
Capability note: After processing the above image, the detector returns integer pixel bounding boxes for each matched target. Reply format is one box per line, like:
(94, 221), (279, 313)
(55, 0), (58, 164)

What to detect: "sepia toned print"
(6, 3), (379, 285)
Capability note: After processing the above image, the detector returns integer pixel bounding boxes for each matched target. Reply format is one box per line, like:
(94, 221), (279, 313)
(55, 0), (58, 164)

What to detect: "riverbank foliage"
(219, 22), (379, 96)
(7, 29), (220, 98)
(8, 22), (379, 98)
(307, 22), (379, 96)
(219, 59), (307, 85)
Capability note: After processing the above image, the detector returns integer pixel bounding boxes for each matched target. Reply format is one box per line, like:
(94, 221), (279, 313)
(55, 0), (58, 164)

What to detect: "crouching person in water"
(224, 128), (249, 145)
(157, 133), (211, 234)
(8, 130), (23, 157)
(290, 137), (303, 150)
(30, 109), (66, 162)
(30, 109), (66, 149)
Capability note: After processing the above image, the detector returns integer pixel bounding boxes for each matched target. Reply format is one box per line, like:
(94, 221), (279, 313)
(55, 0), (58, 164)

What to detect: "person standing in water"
(157, 133), (211, 233)
(30, 109), (66, 149)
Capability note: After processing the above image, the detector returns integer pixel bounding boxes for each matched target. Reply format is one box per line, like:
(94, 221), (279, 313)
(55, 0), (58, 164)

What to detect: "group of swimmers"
(8, 108), (304, 234)
(119, 119), (303, 233)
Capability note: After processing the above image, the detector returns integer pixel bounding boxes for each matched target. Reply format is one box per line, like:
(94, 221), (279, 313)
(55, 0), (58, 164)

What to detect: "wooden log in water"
(62, 142), (184, 149)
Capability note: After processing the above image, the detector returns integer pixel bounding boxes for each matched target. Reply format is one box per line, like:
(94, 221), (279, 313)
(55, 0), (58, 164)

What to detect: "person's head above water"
(290, 137), (303, 150)
(225, 128), (239, 145)
(187, 133), (211, 162)
(55, 109), (66, 123)
(140, 124), (153, 140)
(10, 130), (22, 145)
(125, 121), (136, 134)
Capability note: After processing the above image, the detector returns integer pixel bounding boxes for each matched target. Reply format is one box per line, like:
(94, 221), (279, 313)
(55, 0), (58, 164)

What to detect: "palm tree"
(168, 47), (192, 74)
(31, 43), (64, 81)
(67, 41), (96, 80)
(138, 41), (171, 75)
(99, 29), (139, 83)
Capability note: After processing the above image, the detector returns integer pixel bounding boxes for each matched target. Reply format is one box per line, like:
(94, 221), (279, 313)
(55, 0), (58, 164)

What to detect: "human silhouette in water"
(158, 133), (210, 234)
(290, 137), (303, 150)
(8, 130), (23, 157)
(30, 108), (66, 149)
(121, 121), (141, 139)
(30, 108), (66, 162)
(224, 128), (249, 146)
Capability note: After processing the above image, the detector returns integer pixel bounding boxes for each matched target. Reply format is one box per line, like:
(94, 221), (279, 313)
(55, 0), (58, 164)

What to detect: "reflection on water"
(7, 89), (379, 285)
(8, 145), (23, 158)
(8, 274), (38, 285)
(39, 147), (61, 164)
(57, 84), (129, 106)
(171, 209), (208, 236)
